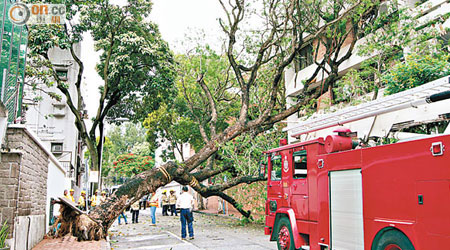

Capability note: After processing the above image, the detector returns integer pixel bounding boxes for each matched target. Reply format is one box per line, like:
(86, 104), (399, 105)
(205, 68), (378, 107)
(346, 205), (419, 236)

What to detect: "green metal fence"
(0, 0), (28, 123)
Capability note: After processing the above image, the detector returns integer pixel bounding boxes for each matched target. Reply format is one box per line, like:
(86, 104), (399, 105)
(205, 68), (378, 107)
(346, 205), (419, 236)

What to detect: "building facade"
(284, 0), (450, 141)
(23, 45), (85, 192)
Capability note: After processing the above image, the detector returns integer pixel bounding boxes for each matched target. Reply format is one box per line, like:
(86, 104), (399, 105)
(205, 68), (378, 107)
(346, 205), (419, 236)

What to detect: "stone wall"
(0, 126), (49, 249)
(5, 127), (48, 217)
(226, 181), (266, 221)
(202, 181), (266, 222)
(0, 152), (20, 238)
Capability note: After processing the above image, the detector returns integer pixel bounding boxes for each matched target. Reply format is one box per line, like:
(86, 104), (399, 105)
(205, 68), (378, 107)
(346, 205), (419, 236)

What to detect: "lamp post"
(98, 117), (129, 190)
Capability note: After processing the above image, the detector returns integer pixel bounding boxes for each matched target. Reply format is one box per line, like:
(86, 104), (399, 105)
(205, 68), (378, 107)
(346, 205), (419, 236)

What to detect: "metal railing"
(59, 161), (73, 178)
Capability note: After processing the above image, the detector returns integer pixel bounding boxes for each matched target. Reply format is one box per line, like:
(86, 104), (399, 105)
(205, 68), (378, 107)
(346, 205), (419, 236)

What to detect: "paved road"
(109, 208), (277, 250)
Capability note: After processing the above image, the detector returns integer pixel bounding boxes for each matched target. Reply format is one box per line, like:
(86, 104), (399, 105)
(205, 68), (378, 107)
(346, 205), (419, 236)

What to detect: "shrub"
(382, 53), (450, 95)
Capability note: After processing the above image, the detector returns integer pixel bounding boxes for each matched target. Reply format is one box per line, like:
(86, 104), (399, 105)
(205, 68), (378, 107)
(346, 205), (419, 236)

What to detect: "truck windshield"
(271, 155), (282, 181)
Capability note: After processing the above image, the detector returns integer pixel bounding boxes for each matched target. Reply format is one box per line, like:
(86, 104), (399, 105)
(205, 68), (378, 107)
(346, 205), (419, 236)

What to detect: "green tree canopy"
(26, 0), (175, 180)
(100, 123), (150, 181)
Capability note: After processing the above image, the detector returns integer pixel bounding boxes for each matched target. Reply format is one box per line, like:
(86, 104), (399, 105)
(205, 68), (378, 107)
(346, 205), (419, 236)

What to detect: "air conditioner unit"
(53, 105), (66, 117)
(51, 143), (63, 153)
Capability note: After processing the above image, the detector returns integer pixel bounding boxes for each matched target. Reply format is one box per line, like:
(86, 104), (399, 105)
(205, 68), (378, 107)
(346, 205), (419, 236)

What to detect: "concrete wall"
(202, 181), (266, 221)
(46, 160), (68, 232)
(13, 215), (45, 250)
(0, 103), (7, 147)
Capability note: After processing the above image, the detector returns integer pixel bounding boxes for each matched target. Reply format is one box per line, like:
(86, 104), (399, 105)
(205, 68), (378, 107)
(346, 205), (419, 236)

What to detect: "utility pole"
(98, 117), (129, 190)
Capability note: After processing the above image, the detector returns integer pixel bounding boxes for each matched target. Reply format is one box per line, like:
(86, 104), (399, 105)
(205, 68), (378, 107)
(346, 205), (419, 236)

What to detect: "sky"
(80, 0), (225, 128)
(150, 0), (225, 52)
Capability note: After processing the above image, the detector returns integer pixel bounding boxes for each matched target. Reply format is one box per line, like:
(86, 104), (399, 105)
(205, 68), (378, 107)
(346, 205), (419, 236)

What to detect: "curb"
(193, 210), (240, 221)
(102, 236), (111, 250)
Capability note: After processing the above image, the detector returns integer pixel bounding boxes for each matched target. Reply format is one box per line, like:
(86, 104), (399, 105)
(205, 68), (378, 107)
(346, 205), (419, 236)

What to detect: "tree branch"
(197, 74), (218, 138)
(174, 170), (265, 218)
(192, 164), (232, 182)
(180, 75), (210, 143)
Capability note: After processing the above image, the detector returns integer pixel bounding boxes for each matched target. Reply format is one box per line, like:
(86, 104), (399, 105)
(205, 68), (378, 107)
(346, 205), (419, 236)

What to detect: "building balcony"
(285, 0), (450, 99)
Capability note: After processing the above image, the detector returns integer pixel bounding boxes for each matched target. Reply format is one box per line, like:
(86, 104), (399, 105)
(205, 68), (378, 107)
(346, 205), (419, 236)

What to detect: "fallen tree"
(43, 0), (377, 240)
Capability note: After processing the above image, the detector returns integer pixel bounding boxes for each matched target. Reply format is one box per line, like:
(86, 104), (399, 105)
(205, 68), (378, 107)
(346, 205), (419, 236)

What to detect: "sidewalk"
(32, 236), (110, 250)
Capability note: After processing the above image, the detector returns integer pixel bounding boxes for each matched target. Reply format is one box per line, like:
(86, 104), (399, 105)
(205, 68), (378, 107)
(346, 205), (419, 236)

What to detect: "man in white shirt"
(176, 186), (194, 240)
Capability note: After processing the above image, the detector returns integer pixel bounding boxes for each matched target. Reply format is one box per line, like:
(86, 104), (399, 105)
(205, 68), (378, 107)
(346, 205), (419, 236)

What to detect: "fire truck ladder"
(288, 76), (450, 137)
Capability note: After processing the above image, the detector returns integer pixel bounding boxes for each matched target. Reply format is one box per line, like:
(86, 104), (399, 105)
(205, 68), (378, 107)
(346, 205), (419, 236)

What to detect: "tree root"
(48, 202), (105, 241)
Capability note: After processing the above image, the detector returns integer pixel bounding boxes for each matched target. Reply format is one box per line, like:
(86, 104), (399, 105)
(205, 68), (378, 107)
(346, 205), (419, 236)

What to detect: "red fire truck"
(264, 91), (450, 250)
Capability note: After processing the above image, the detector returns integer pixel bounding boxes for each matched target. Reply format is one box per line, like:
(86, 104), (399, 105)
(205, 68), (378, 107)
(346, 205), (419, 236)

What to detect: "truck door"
(291, 150), (309, 220)
(268, 154), (283, 209)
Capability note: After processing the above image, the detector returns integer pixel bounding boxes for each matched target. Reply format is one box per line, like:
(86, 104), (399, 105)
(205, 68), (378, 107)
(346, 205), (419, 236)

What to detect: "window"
(293, 150), (307, 179)
(440, 30), (449, 51)
(295, 44), (314, 72)
(271, 155), (282, 181)
(300, 44), (313, 70)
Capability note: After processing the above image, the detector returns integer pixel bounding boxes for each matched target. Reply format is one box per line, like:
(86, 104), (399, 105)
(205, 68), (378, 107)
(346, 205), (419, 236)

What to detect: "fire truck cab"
(264, 132), (450, 250)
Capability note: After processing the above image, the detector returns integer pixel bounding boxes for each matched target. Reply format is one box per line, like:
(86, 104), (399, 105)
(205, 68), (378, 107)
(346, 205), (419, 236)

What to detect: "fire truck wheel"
(276, 217), (295, 250)
(374, 230), (415, 250)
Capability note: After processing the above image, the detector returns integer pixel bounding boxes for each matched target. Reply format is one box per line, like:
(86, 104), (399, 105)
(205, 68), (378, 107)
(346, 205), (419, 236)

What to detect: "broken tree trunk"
(50, 158), (262, 240)
(49, 162), (182, 240)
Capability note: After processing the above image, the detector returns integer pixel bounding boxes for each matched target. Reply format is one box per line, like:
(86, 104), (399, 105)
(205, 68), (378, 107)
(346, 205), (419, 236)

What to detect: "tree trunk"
(197, 192), (206, 210)
(51, 161), (192, 240)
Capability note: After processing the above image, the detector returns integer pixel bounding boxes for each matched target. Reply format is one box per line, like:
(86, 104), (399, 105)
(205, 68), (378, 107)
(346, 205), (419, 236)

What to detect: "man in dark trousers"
(161, 190), (169, 216)
(176, 186), (194, 240)
(169, 190), (178, 216)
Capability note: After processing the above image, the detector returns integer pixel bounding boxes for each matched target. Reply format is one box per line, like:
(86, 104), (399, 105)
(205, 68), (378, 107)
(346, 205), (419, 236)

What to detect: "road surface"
(109, 208), (277, 250)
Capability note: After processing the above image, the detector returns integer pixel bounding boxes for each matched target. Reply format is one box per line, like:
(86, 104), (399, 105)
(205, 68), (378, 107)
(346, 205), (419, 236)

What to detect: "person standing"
(78, 191), (86, 211)
(169, 190), (178, 216)
(176, 186), (194, 240)
(90, 190), (100, 209)
(130, 201), (140, 223)
(148, 192), (159, 226)
(100, 191), (107, 204)
(161, 190), (169, 216)
(69, 189), (75, 202)
(118, 211), (128, 225)
(139, 194), (148, 210)
(64, 190), (70, 200)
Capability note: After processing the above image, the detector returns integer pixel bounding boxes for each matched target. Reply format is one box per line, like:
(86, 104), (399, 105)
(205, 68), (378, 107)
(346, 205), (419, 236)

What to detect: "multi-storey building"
(284, 0), (450, 141)
(23, 45), (85, 191)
